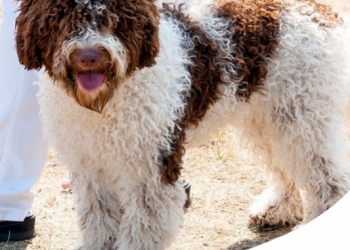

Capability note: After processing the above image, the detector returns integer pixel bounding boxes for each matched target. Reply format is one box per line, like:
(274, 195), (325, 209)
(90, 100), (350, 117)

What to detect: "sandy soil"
(0, 1), (349, 250)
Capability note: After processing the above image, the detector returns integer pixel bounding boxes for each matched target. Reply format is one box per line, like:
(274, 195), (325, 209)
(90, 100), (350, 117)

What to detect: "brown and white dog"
(15, 0), (350, 249)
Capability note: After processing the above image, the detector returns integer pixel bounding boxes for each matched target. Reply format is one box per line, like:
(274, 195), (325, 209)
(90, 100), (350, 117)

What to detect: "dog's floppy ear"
(15, 0), (44, 70)
(110, 0), (160, 73)
(15, 0), (76, 73)
(137, 10), (160, 69)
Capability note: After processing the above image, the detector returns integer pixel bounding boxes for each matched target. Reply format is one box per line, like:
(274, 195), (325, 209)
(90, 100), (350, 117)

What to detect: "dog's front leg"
(72, 173), (122, 250)
(114, 178), (186, 250)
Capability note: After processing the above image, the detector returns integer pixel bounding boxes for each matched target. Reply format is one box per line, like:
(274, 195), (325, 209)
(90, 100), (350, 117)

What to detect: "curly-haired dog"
(15, 0), (350, 249)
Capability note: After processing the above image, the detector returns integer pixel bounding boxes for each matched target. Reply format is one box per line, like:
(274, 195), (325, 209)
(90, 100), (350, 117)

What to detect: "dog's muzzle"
(75, 50), (106, 92)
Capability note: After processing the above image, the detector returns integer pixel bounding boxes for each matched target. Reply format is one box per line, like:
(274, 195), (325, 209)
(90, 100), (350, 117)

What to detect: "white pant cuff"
(0, 211), (29, 222)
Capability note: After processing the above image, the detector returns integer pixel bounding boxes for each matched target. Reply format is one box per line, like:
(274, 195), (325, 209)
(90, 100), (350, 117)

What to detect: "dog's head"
(16, 0), (160, 112)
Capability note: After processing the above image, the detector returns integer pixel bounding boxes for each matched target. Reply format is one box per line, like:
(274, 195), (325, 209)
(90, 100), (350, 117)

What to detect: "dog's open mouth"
(77, 70), (105, 92)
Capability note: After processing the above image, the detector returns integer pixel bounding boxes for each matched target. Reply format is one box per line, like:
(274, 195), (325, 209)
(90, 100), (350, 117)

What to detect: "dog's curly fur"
(16, 0), (350, 249)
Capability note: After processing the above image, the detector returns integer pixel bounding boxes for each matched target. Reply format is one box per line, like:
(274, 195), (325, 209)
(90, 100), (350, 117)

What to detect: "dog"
(15, 0), (350, 249)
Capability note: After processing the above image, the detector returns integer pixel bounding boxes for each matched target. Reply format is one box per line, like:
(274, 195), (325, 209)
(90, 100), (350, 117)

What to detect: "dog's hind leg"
(248, 104), (350, 228)
(293, 135), (350, 224)
(236, 112), (304, 229)
(249, 168), (303, 230)
(247, 14), (350, 226)
(238, 87), (350, 228)
(261, 88), (350, 225)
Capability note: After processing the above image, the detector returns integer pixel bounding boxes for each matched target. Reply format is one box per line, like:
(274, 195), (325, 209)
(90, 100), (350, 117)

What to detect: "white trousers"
(0, 0), (48, 221)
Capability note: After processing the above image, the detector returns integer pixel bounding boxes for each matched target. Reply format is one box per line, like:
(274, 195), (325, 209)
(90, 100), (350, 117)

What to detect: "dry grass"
(0, 1), (349, 250)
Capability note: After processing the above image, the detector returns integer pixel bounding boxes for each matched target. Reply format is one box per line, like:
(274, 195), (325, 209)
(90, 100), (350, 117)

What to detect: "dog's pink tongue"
(77, 71), (104, 92)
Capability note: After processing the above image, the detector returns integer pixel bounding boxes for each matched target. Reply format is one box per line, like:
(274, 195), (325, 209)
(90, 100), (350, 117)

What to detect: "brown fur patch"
(216, 0), (282, 100)
(158, 0), (282, 184)
(159, 3), (234, 184)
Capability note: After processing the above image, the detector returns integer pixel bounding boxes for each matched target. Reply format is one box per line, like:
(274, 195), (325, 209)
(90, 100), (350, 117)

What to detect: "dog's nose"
(76, 50), (101, 68)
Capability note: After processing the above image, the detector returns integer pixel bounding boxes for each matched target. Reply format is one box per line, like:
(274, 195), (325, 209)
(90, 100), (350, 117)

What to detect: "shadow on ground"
(226, 226), (293, 250)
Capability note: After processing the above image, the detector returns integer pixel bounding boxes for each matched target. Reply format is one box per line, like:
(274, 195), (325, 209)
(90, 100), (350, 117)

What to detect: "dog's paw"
(249, 212), (290, 231)
(249, 201), (288, 230)
(249, 189), (303, 231)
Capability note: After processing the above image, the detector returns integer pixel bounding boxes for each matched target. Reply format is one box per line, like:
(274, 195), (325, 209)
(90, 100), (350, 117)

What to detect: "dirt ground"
(0, 1), (349, 250)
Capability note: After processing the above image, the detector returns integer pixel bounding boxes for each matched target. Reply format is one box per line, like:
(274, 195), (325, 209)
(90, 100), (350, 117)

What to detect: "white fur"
(36, 0), (350, 249)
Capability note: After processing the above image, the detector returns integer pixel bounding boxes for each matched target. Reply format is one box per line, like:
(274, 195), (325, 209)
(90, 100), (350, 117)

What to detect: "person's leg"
(0, 0), (48, 240)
